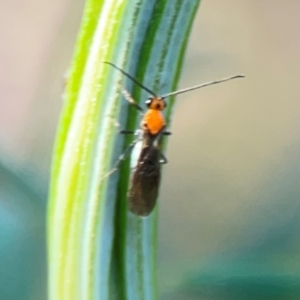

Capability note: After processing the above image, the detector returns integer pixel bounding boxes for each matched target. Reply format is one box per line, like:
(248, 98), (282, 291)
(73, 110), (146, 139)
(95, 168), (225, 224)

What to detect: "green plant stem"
(48, 0), (201, 300)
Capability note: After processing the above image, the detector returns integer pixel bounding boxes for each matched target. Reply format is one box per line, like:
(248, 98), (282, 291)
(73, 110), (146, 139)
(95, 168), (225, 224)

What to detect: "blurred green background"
(1, 0), (300, 299)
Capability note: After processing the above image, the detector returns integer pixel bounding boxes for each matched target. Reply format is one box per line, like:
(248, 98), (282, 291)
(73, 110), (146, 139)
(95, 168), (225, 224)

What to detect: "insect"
(105, 62), (244, 216)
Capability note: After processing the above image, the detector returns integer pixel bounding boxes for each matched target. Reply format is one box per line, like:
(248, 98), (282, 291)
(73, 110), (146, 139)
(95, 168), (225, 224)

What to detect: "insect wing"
(129, 146), (161, 216)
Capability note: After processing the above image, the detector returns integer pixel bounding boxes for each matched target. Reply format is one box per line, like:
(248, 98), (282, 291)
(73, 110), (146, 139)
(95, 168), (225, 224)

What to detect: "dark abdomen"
(129, 147), (161, 216)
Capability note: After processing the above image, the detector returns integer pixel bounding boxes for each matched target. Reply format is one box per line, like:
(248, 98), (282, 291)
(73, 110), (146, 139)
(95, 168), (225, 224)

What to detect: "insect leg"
(120, 130), (135, 134)
(159, 151), (168, 164)
(105, 138), (140, 178)
(121, 88), (144, 113)
(163, 131), (172, 136)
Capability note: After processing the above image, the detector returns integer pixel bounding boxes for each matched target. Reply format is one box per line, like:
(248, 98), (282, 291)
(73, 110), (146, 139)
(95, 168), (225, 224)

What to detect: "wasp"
(105, 62), (244, 216)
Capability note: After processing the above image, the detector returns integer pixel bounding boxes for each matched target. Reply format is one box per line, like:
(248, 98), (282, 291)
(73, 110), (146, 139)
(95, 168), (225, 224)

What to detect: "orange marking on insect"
(142, 109), (165, 135)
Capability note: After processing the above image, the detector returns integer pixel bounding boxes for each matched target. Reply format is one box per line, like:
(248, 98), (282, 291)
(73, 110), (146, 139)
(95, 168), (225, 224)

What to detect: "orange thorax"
(142, 109), (165, 135)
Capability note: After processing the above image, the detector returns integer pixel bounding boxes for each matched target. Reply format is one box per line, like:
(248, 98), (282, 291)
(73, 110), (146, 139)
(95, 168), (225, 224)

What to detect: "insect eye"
(145, 98), (152, 106)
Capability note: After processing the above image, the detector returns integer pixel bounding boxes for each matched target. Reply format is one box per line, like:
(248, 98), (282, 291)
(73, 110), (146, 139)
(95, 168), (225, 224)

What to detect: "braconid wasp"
(105, 62), (244, 216)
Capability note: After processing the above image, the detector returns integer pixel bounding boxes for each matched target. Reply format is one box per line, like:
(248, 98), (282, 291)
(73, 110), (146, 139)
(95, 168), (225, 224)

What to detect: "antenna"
(162, 75), (245, 98)
(104, 62), (157, 97)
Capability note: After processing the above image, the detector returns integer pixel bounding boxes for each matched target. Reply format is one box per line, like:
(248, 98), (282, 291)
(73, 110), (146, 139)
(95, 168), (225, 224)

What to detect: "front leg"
(121, 89), (144, 114)
(163, 131), (172, 136)
(120, 130), (135, 135)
